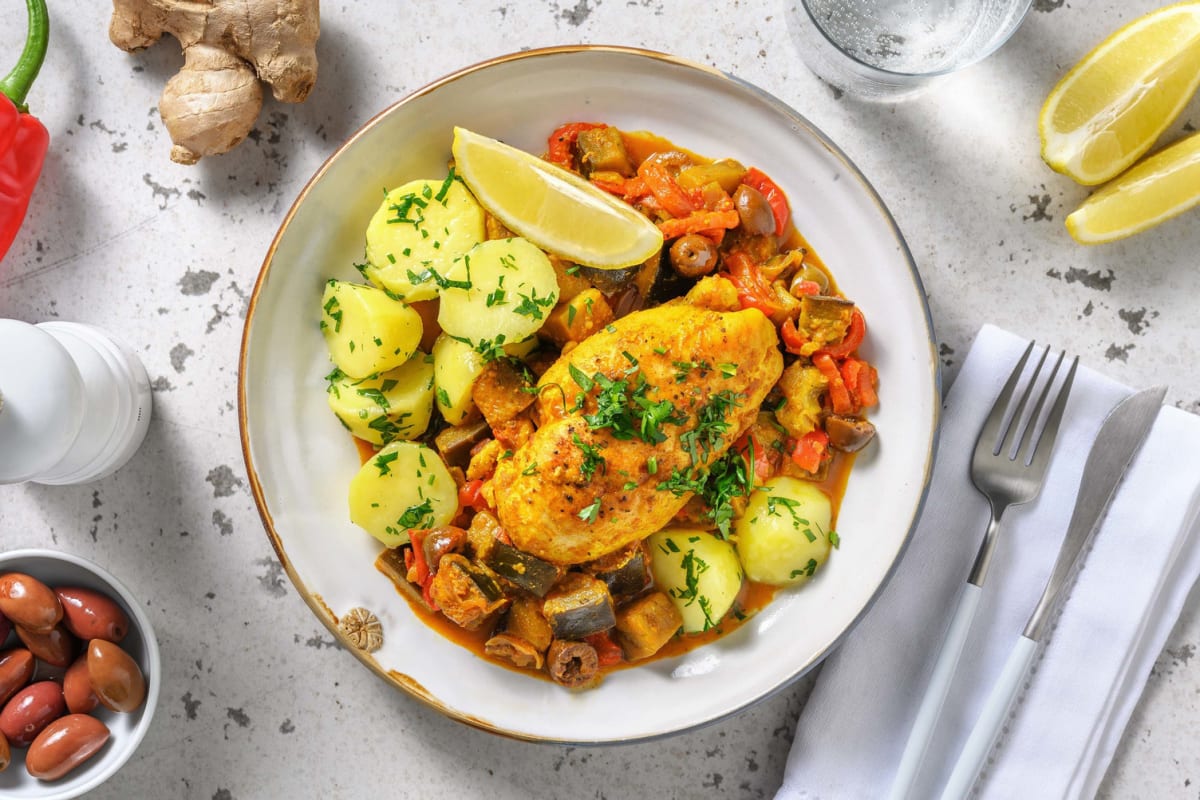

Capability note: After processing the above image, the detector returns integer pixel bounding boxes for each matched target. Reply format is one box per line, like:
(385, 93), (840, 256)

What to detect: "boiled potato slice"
(432, 333), (485, 426)
(431, 332), (538, 426)
(362, 177), (486, 302)
(437, 237), (559, 349)
(320, 280), (422, 379)
(348, 441), (457, 547)
(327, 353), (435, 445)
(735, 476), (834, 586)
(647, 528), (743, 634)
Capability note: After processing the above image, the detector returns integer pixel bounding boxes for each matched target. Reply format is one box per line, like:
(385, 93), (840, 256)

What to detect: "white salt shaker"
(0, 319), (152, 485)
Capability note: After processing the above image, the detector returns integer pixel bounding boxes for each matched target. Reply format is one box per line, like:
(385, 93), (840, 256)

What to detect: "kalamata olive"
(0, 729), (9, 772)
(15, 624), (76, 668)
(87, 639), (146, 713)
(0, 681), (66, 747)
(0, 610), (11, 644)
(733, 184), (776, 236)
(55, 587), (130, 643)
(0, 649), (35, 706)
(62, 654), (99, 715)
(0, 573), (63, 633)
(668, 235), (719, 278)
(422, 527), (466, 574)
(25, 714), (110, 781)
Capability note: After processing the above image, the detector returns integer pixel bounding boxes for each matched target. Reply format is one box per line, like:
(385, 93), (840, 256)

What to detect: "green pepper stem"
(0, 0), (50, 112)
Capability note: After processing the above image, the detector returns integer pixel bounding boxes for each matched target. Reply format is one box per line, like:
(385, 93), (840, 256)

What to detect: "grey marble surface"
(1, 1), (1198, 798)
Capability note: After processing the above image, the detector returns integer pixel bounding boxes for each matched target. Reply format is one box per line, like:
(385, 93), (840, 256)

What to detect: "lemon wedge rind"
(1065, 131), (1200, 244)
(451, 127), (664, 270)
(1039, 2), (1200, 186)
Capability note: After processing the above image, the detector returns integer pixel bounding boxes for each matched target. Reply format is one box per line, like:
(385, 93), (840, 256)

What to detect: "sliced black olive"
(547, 639), (600, 688)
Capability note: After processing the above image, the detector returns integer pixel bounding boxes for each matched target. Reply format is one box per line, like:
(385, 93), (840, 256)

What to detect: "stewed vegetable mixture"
(318, 122), (878, 688)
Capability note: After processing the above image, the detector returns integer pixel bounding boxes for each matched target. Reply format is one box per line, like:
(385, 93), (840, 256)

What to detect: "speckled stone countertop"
(2, 2), (1198, 798)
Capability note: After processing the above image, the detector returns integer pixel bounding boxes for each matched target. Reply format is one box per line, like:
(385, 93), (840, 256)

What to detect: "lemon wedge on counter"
(1065, 131), (1200, 244)
(1039, 1), (1200, 186)
(451, 127), (663, 269)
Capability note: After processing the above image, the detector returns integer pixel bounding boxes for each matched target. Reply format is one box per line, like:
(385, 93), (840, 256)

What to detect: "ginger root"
(109, 0), (320, 165)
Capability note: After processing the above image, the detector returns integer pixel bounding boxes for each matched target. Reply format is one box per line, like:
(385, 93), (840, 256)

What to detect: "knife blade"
(1023, 384), (1167, 642)
(939, 384), (1167, 800)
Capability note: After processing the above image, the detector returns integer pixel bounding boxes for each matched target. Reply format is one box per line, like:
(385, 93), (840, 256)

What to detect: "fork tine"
(1014, 349), (1066, 464)
(975, 340), (1035, 455)
(1026, 355), (1079, 475)
(995, 345), (1050, 457)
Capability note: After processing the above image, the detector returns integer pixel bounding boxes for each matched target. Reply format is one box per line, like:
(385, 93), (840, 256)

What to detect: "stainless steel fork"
(888, 341), (1078, 800)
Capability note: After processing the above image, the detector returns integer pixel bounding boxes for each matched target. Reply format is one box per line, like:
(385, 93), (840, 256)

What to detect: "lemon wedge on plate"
(1039, 1), (1200, 186)
(1065, 131), (1200, 244)
(451, 126), (663, 269)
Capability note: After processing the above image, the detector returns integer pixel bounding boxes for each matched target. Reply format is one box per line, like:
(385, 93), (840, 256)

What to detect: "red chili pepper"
(1, 0), (49, 262)
(724, 250), (784, 317)
(789, 430), (830, 474)
(814, 308), (867, 359)
(584, 631), (625, 667)
(546, 122), (606, 169)
(458, 479), (489, 512)
(813, 353), (855, 415)
(742, 167), (790, 236)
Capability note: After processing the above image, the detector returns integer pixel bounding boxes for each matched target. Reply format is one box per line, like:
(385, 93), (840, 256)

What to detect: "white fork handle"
(939, 635), (1041, 800)
(888, 582), (984, 800)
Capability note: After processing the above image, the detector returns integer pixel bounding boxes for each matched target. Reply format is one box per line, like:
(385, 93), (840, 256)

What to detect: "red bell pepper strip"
(814, 308), (866, 359)
(734, 431), (774, 484)
(791, 280), (821, 296)
(458, 479), (489, 512)
(813, 353), (855, 415)
(636, 159), (696, 219)
(724, 250), (784, 317)
(742, 167), (790, 236)
(780, 318), (807, 355)
(657, 209), (740, 239)
(584, 631), (625, 667)
(591, 174), (649, 203)
(405, 529), (439, 610)
(0, 0), (49, 262)
(789, 430), (829, 474)
(546, 122), (605, 169)
(842, 358), (879, 408)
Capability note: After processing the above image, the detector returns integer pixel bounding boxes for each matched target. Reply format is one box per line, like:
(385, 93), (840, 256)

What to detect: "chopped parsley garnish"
(373, 451), (399, 476)
(405, 265), (471, 290)
(434, 169), (455, 204)
(829, 530), (841, 549)
(521, 462), (539, 476)
(568, 363), (594, 392)
(396, 498), (435, 529)
(719, 362), (738, 378)
(322, 295), (343, 333)
(577, 497), (602, 524)
(436, 387), (451, 408)
(356, 387), (390, 409)
(572, 434), (607, 481)
(513, 287), (555, 320)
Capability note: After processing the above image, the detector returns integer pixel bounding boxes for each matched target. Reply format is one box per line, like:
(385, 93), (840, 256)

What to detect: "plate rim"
(237, 44), (942, 744)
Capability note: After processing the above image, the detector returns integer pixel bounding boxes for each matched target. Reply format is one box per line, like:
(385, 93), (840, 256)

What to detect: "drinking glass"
(789, 0), (1033, 100)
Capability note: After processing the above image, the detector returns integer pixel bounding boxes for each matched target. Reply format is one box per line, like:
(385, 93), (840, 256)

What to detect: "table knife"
(939, 384), (1168, 800)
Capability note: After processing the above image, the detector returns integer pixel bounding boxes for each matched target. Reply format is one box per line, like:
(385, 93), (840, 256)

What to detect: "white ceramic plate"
(239, 46), (939, 743)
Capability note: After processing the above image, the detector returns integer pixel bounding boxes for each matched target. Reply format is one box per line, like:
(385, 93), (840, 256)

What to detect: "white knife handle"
(939, 635), (1040, 800)
(888, 582), (983, 800)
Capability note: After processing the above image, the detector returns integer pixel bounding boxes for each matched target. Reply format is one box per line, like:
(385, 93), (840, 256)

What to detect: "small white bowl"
(0, 549), (160, 799)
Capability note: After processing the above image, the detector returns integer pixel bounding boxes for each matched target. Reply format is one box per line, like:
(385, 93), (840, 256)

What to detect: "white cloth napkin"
(777, 324), (1200, 800)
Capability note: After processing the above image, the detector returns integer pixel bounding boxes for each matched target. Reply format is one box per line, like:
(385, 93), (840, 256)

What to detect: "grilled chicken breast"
(493, 303), (782, 565)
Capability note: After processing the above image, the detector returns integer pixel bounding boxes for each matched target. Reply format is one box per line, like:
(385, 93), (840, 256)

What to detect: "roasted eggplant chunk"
(484, 633), (544, 670)
(542, 573), (616, 639)
(614, 591), (683, 661)
(485, 542), (561, 597)
(504, 594), (553, 653)
(584, 542), (650, 599)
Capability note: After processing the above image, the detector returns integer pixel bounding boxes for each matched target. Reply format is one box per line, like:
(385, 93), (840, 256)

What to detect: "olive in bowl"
(0, 549), (160, 798)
